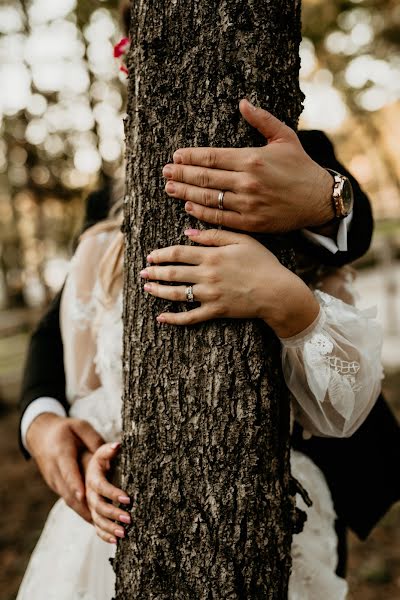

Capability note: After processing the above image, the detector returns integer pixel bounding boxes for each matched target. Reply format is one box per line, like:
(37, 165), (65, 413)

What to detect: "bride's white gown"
(17, 227), (383, 600)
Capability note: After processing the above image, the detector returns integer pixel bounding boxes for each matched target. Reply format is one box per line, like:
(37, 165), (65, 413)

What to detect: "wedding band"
(186, 285), (194, 303)
(218, 191), (225, 210)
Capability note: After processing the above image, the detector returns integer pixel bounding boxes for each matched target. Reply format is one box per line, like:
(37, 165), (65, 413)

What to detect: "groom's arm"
(19, 289), (103, 521)
(298, 129), (373, 267)
(19, 291), (68, 458)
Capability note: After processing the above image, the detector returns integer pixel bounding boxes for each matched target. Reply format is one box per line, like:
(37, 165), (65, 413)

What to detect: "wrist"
(309, 166), (336, 228)
(262, 272), (320, 338)
(26, 412), (63, 457)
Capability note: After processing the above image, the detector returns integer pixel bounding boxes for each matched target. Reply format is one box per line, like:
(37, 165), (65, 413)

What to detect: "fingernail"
(111, 442), (121, 450)
(118, 495), (131, 504)
(75, 491), (83, 502)
(185, 202), (193, 212)
(157, 315), (166, 323)
(173, 152), (182, 164)
(140, 269), (149, 278)
(163, 166), (173, 178)
(166, 181), (175, 193)
(184, 228), (200, 236)
(110, 537), (117, 544)
(246, 99), (257, 111)
(144, 283), (152, 292)
(119, 514), (131, 524)
(146, 255), (153, 263)
(114, 528), (125, 538)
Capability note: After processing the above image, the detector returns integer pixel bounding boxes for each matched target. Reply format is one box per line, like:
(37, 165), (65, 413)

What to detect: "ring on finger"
(186, 285), (194, 303)
(218, 191), (225, 210)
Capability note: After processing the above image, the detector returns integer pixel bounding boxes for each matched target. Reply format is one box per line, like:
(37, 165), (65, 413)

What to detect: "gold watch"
(325, 168), (354, 220)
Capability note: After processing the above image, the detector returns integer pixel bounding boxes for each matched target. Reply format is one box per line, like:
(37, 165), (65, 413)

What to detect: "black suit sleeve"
(292, 394), (400, 539)
(298, 130), (374, 267)
(18, 289), (68, 458)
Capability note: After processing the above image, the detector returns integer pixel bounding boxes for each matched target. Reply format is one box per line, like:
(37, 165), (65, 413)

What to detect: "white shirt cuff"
(21, 397), (67, 452)
(301, 211), (353, 254)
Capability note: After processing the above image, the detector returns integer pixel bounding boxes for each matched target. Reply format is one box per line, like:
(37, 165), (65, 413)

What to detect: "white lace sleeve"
(280, 289), (383, 438)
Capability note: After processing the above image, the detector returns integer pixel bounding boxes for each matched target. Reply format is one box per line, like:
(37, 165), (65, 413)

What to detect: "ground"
(1, 309), (400, 600)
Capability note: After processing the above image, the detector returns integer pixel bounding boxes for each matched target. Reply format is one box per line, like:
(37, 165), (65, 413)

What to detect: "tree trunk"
(115, 1), (303, 598)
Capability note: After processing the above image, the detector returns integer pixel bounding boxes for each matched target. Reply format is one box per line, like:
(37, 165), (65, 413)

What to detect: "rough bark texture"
(115, 1), (303, 598)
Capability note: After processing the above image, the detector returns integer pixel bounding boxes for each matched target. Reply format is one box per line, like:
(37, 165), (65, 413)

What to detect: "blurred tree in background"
(0, 0), (126, 309)
(0, 0), (399, 311)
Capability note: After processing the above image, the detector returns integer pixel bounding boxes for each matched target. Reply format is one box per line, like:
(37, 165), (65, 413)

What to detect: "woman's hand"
(141, 228), (320, 338)
(85, 442), (131, 544)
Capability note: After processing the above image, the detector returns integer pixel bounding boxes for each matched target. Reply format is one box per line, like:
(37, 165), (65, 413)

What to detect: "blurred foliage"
(0, 0), (126, 307)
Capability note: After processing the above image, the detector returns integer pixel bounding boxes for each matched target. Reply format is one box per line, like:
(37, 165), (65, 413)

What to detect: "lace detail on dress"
(281, 285), (383, 437)
(68, 286), (97, 330)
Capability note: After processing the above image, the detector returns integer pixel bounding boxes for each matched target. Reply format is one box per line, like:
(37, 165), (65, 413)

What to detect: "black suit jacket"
(19, 131), (399, 542)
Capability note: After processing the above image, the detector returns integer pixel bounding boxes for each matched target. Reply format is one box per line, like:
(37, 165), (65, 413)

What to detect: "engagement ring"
(186, 285), (194, 303)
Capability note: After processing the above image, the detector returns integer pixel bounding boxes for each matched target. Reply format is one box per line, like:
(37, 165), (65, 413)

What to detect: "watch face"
(342, 177), (354, 215)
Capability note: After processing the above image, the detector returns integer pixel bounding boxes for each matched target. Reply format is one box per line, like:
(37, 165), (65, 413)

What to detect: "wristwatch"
(325, 168), (354, 220)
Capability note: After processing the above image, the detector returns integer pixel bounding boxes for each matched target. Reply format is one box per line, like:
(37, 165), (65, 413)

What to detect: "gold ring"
(218, 191), (225, 210)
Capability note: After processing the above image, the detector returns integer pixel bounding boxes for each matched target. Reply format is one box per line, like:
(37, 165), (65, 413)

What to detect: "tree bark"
(115, 1), (303, 598)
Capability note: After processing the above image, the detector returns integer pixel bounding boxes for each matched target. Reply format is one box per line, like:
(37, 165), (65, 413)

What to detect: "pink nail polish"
(166, 181), (175, 193)
(144, 283), (152, 292)
(110, 537), (117, 544)
(114, 528), (125, 538)
(119, 514), (131, 524)
(184, 228), (200, 236)
(185, 202), (193, 212)
(118, 495), (131, 504)
(157, 315), (166, 323)
(173, 152), (182, 164)
(111, 442), (120, 450)
(146, 255), (153, 263)
(140, 269), (149, 278)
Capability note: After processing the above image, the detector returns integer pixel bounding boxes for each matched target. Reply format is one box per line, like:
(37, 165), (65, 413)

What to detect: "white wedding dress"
(17, 227), (383, 600)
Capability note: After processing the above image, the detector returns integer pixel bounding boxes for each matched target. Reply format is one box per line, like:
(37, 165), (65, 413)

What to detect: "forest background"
(0, 1), (399, 598)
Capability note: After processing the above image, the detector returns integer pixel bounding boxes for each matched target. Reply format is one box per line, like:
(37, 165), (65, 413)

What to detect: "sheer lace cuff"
(281, 290), (383, 438)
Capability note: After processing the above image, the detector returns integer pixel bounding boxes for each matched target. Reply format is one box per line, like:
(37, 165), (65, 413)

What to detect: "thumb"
(71, 419), (105, 454)
(95, 442), (121, 464)
(184, 228), (243, 247)
(239, 99), (293, 142)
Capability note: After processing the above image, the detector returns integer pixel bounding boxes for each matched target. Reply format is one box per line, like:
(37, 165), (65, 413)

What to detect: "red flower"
(120, 64), (129, 75)
(113, 37), (130, 58)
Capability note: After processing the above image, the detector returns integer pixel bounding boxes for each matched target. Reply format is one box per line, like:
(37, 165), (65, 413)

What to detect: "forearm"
(261, 271), (320, 339)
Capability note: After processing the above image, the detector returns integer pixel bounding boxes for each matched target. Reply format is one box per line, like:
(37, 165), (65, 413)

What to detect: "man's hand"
(26, 413), (104, 522)
(162, 99), (335, 233)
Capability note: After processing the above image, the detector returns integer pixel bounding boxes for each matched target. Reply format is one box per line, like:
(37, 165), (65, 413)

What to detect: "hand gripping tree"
(115, 1), (304, 598)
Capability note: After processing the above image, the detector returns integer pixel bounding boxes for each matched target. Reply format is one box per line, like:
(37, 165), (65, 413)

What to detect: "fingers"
(147, 244), (205, 266)
(71, 419), (105, 454)
(157, 306), (211, 326)
(184, 201), (244, 230)
(173, 146), (247, 171)
(140, 265), (202, 284)
(92, 441), (121, 470)
(239, 99), (293, 142)
(53, 466), (93, 523)
(92, 511), (126, 542)
(144, 283), (188, 302)
(89, 467), (130, 506)
(163, 163), (242, 192)
(165, 180), (240, 212)
(58, 452), (86, 504)
(184, 228), (244, 247)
